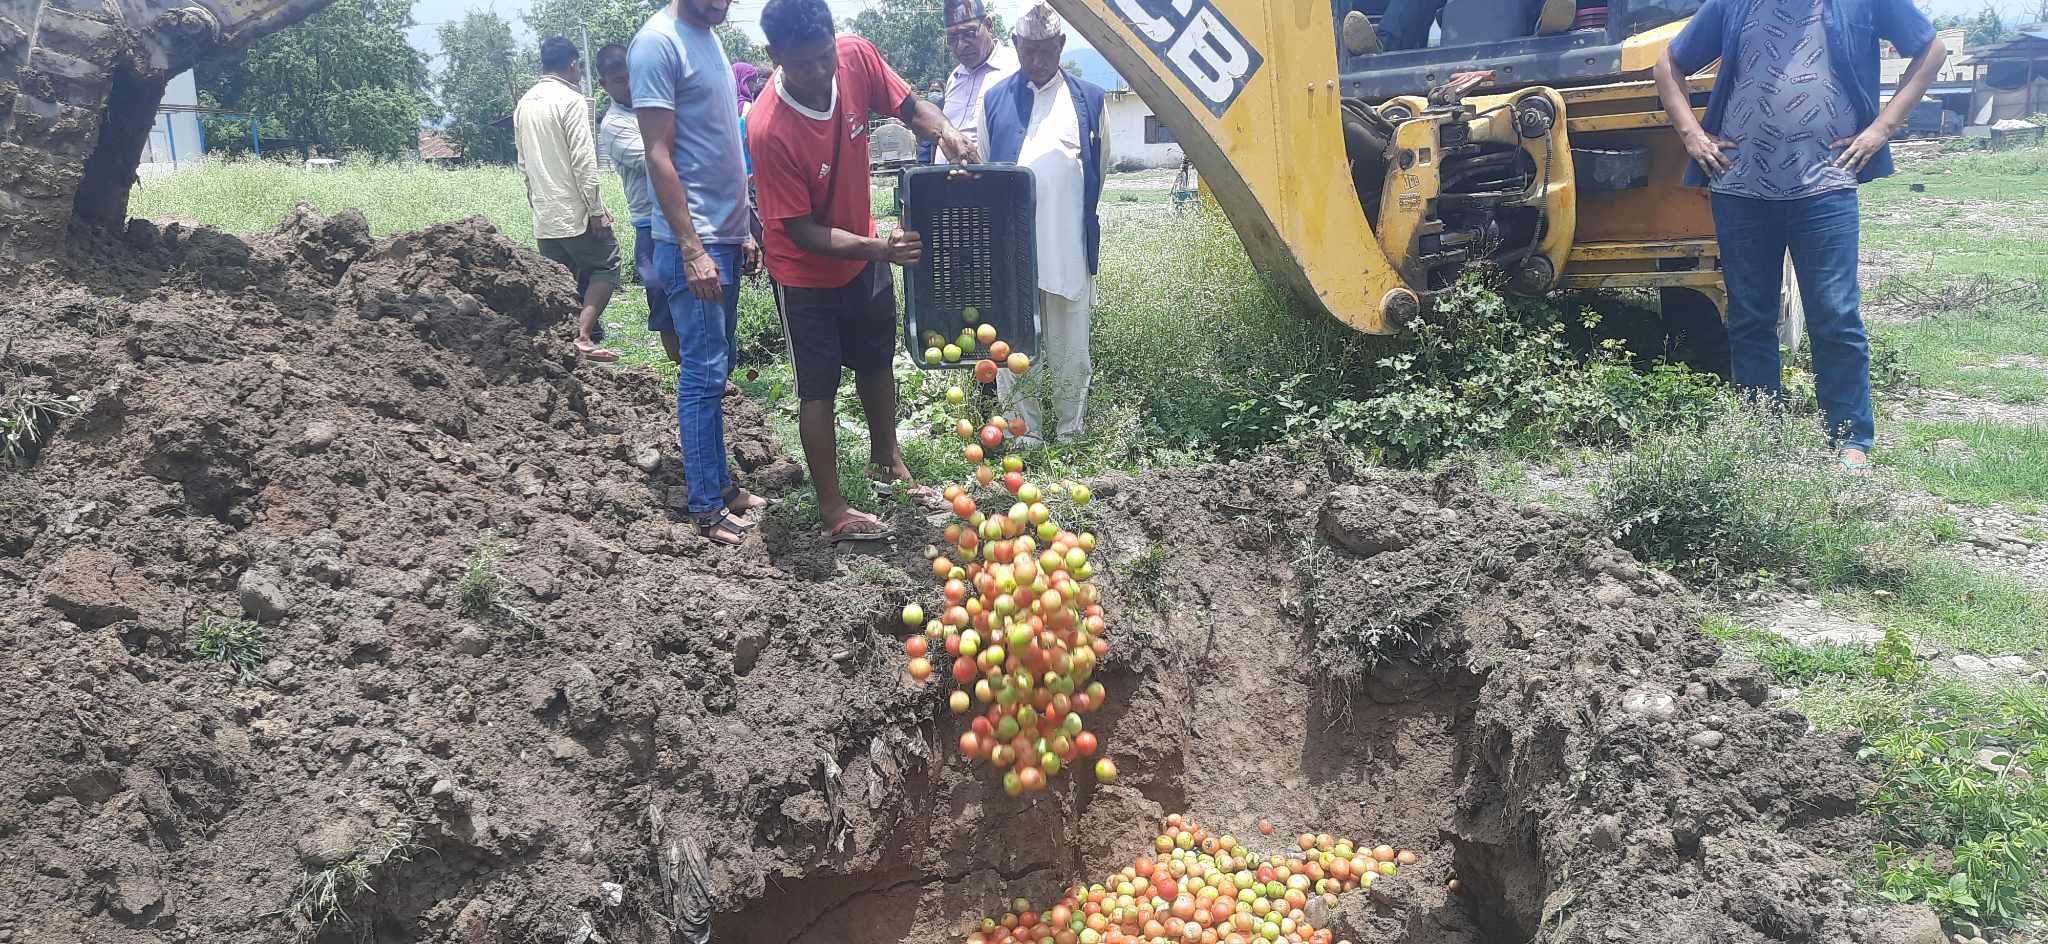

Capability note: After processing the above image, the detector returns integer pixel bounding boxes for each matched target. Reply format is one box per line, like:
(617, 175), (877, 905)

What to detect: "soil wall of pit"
(0, 212), (1935, 944)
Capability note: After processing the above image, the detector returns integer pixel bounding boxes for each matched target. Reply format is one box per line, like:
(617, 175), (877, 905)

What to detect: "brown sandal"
(695, 510), (753, 547)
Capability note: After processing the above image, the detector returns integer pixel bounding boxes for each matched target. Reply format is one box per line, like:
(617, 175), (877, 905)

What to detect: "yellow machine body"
(1048, 0), (1723, 334)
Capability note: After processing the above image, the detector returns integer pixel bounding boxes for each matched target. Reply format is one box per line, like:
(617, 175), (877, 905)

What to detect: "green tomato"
(943, 344), (962, 363)
(963, 305), (980, 323)
(924, 346), (943, 365)
(946, 386), (966, 405)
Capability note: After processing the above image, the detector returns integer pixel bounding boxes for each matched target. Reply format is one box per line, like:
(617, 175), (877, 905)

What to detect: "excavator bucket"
(1049, 0), (1414, 334)
(0, 0), (333, 281)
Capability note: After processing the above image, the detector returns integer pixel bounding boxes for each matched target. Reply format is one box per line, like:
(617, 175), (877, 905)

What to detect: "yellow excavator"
(1048, 0), (1731, 356)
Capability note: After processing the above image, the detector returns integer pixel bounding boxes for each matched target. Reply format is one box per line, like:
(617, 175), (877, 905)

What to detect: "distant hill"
(1064, 47), (1128, 90)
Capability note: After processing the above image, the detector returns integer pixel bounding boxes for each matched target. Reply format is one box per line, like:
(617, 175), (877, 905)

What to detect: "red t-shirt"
(747, 36), (912, 289)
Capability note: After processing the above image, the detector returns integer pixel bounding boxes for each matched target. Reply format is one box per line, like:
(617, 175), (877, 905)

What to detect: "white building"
(1103, 89), (1182, 169)
(138, 70), (205, 176)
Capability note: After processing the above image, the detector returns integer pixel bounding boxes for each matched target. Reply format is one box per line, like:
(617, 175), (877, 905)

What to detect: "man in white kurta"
(990, 5), (1100, 444)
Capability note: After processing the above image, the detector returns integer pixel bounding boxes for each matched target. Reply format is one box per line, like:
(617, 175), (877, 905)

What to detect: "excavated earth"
(0, 210), (1945, 944)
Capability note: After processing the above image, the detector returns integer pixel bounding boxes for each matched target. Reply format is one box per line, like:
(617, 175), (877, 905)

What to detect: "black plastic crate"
(897, 164), (1039, 371)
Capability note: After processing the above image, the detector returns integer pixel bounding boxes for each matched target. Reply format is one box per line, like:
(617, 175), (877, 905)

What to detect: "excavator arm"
(1047, 0), (1723, 335)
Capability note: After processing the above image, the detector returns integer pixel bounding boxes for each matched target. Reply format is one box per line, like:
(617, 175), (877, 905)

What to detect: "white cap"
(1014, 2), (1065, 40)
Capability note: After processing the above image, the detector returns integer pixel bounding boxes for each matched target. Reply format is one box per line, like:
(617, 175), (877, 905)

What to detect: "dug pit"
(0, 213), (1931, 944)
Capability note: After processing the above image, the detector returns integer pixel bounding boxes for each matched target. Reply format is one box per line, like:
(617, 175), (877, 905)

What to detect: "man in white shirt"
(938, 0), (1016, 165)
(514, 36), (620, 362)
(595, 43), (676, 363)
(980, 3), (1106, 444)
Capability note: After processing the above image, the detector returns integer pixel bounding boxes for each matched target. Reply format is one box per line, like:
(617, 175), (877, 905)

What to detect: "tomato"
(1018, 482), (1042, 504)
(1003, 454), (1025, 473)
(951, 690), (972, 714)
(947, 385), (967, 405)
(902, 603), (925, 627)
(975, 359), (1000, 383)
(908, 657), (932, 681)
(1019, 766), (1047, 791)
(944, 343), (963, 363)
(965, 443), (986, 464)
(977, 323), (998, 345)
(1009, 416), (1029, 438)
(1094, 758), (1118, 782)
(925, 346), (943, 365)
(1008, 352), (1031, 373)
(906, 636), (929, 658)
(1075, 731), (1098, 755)
(956, 418), (977, 440)
(990, 340), (1011, 361)
(1003, 771), (1024, 796)
(981, 425), (1004, 449)
(954, 494), (978, 518)
(953, 656), (977, 684)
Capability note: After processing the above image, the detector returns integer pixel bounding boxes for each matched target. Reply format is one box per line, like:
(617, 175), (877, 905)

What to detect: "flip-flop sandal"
(1837, 457), (1875, 476)
(826, 512), (893, 544)
(723, 485), (770, 513)
(575, 342), (620, 363)
(695, 510), (753, 547)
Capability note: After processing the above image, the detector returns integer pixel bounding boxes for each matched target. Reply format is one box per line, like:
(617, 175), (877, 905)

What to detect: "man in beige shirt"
(515, 36), (621, 362)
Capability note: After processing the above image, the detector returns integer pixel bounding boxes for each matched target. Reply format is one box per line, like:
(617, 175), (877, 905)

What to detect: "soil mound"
(0, 212), (1932, 944)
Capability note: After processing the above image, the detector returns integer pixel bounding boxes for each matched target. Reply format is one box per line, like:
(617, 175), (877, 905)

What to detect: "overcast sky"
(405, 0), (2032, 63)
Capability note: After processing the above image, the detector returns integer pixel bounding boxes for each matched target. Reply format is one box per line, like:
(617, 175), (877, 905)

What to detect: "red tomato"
(1075, 731), (1099, 755)
(1004, 472), (1025, 494)
(981, 425), (1004, 449)
(989, 340), (1011, 361)
(1010, 416), (1029, 438)
(953, 656), (977, 683)
(975, 359), (1000, 383)
(953, 494), (977, 518)
(906, 636), (929, 658)
(965, 443), (985, 463)
(960, 731), (983, 756)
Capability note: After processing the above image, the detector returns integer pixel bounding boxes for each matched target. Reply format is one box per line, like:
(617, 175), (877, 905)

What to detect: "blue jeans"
(1711, 189), (1875, 452)
(652, 240), (742, 514)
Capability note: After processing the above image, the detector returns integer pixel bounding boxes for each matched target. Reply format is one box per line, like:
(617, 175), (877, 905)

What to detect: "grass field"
(129, 148), (2048, 930)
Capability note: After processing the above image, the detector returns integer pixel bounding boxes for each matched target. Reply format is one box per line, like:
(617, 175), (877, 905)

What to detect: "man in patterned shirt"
(1654, 0), (1945, 473)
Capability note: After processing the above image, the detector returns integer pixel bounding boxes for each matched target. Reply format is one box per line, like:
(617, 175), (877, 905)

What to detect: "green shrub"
(1597, 397), (1895, 587)
(1865, 687), (2048, 927)
(193, 612), (266, 682)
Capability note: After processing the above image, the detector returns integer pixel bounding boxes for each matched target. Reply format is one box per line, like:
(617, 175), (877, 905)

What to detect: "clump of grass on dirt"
(288, 828), (420, 938)
(0, 389), (83, 468)
(457, 533), (538, 634)
(192, 612), (265, 681)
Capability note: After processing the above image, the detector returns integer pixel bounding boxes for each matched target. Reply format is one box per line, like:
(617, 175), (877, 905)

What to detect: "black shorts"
(777, 261), (898, 402)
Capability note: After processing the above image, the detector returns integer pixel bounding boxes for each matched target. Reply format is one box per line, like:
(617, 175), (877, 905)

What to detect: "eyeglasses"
(945, 26), (984, 47)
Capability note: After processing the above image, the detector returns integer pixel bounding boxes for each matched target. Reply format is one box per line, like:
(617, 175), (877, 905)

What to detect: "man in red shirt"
(751, 0), (977, 543)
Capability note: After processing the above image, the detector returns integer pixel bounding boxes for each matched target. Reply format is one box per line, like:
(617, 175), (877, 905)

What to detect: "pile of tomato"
(901, 318), (1115, 793)
(963, 816), (1418, 944)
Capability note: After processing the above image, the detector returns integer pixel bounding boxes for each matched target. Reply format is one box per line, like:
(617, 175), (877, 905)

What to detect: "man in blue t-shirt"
(630, 0), (765, 547)
(1655, 0), (1945, 473)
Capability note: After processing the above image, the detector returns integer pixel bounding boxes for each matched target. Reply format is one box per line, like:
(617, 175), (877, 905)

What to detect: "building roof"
(1972, 31), (2048, 62)
(418, 128), (461, 161)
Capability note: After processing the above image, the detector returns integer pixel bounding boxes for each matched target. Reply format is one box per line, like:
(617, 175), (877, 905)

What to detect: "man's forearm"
(902, 96), (953, 142)
(1875, 38), (1948, 133)
(1653, 51), (1706, 137)
(786, 217), (882, 261)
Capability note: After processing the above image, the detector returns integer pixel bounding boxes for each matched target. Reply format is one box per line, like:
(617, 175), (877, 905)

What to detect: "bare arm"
(784, 215), (920, 266)
(1654, 48), (1735, 177)
(899, 92), (978, 164)
(1836, 36), (1947, 171)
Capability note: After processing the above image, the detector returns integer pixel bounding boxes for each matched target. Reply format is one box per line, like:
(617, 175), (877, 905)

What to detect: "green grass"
(1866, 145), (2048, 208)
(1871, 295), (2048, 403)
(192, 612), (265, 681)
(1859, 556), (2048, 657)
(1707, 609), (2046, 929)
(1885, 420), (2048, 506)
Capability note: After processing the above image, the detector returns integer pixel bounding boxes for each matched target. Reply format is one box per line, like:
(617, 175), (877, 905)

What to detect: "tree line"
(197, 0), (771, 162)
